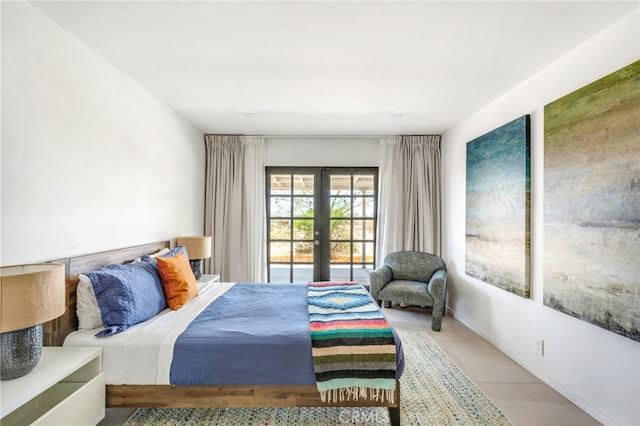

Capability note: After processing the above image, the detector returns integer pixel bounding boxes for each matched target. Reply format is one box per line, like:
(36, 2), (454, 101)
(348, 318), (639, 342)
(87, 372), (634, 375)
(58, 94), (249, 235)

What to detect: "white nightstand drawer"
(1, 348), (105, 426)
(3, 372), (105, 426)
(33, 372), (105, 426)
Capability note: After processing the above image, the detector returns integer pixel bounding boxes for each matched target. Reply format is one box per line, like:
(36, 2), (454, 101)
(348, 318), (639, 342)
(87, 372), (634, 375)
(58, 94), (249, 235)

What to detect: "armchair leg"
(431, 302), (445, 331)
(431, 316), (442, 332)
(383, 301), (391, 308)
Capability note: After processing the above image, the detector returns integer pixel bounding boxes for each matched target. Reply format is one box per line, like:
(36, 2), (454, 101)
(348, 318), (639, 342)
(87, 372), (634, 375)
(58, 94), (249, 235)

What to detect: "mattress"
(64, 282), (405, 386)
(64, 281), (235, 384)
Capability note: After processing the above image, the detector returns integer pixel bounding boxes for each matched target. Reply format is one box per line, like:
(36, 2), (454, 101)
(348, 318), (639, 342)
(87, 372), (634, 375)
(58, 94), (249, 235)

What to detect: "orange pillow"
(156, 252), (198, 310)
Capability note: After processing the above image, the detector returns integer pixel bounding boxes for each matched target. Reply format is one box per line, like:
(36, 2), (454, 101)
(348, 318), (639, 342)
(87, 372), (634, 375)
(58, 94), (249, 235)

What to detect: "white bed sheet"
(64, 282), (236, 385)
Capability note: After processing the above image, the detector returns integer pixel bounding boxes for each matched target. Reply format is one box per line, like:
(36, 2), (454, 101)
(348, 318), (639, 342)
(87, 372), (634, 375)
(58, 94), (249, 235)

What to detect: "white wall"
(1, 2), (206, 265)
(266, 137), (379, 167)
(442, 10), (639, 426)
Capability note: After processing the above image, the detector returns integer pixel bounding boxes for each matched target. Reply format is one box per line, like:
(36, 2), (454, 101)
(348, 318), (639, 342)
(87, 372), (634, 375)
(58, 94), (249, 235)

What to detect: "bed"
(44, 241), (404, 425)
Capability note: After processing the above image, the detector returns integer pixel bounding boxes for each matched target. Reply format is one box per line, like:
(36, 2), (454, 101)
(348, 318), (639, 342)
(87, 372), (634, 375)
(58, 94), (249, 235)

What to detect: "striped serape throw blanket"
(307, 281), (397, 404)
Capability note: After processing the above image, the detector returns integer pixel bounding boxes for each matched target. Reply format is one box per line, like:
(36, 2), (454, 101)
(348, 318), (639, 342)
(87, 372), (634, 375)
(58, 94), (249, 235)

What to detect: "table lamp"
(1, 263), (65, 380)
(176, 236), (212, 279)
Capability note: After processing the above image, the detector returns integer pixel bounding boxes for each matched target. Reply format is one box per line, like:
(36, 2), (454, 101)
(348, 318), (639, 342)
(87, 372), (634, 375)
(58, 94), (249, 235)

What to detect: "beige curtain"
(376, 135), (442, 263)
(204, 135), (266, 282)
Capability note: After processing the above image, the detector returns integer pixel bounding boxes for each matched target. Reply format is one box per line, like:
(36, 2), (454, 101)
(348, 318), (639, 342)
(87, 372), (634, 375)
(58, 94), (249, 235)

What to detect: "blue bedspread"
(170, 283), (404, 386)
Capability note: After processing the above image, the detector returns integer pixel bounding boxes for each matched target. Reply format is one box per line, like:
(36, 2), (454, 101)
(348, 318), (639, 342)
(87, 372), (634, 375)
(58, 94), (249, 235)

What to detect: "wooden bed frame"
(44, 241), (401, 425)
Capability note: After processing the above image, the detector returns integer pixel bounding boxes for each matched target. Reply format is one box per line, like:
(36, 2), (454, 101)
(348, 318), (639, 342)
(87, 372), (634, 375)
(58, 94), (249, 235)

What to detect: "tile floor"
(384, 307), (600, 426)
(99, 307), (600, 426)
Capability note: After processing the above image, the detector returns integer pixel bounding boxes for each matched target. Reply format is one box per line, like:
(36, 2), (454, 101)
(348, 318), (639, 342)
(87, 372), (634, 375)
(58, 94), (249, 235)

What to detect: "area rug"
(125, 330), (513, 425)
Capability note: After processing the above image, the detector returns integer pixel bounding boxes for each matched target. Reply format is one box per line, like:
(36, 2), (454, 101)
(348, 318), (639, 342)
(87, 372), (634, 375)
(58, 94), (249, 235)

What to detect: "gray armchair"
(369, 251), (447, 331)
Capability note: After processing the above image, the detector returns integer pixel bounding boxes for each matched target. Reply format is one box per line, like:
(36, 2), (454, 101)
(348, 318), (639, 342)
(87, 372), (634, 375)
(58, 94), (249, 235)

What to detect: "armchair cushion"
(377, 280), (434, 306)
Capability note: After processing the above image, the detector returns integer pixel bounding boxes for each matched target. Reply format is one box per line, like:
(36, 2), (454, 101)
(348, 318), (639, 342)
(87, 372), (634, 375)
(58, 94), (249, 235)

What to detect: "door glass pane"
(293, 265), (313, 283)
(351, 243), (374, 263)
(270, 174), (291, 194)
(364, 242), (375, 263)
(366, 198), (375, 217)
(293, 197), (313, 217)
(270, 242), (290, 262)
(330, 197), (351, 217)
(330, 242), (351, 263)
(353, 175), (375, 195)
(293, 242), (313, 263)
(352, 242), (364, 263)
(270, 219), (291, 240)
(271, 197), (291, 217)
(330, 265), (351, 282)
(270, 265), (289, 283)
(353, 220), (364, 240)
(353, 220), (375, 240)
(352, 197), (365, 217)
(330, 175), (351, 195)
(293, 174), (314, 195)
(363, 220), (375, 240)
(292, 219), (313, 240)
(330, 219), (351, 241)
(354, 197), (375, 218)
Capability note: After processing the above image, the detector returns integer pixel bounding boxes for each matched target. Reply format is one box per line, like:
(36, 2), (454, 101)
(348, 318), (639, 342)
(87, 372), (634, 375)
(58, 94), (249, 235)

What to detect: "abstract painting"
(466, 115), (531, 298)
(544, 60), (640, 342)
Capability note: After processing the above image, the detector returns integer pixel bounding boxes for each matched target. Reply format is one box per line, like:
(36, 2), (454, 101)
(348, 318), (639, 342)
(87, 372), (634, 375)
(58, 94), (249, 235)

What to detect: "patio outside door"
(266, 167), (377, 284)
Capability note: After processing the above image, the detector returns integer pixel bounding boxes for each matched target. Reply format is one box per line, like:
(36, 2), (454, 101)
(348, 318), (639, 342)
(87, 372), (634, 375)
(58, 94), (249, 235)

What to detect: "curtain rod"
(263, 135), (394, 139)
(262, 135), (440, 139)
(205, 134), (440, 139)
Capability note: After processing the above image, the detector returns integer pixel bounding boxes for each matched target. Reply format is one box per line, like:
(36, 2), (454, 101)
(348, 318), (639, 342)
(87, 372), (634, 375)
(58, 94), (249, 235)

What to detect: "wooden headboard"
(44, 241), (171, 346)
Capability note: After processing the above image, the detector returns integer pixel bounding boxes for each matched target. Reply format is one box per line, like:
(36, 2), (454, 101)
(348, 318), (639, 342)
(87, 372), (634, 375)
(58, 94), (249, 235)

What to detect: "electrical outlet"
(536, 339), (544, 356)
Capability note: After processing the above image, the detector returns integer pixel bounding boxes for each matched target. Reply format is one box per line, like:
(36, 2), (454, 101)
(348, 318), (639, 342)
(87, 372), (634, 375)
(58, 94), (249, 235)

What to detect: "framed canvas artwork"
(466, 115), (531, 298)
(544, 60), (639, 342)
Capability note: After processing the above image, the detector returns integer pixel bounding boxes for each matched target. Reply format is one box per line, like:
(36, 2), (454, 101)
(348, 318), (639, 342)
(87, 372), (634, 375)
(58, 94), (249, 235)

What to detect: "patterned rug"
(125, 330), (513, 425)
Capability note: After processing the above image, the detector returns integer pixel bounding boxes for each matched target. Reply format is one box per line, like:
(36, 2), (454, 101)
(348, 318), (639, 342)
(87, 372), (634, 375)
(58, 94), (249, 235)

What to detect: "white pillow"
(150, 247), (171, 258)
(76, 274), (103, 330)
(131, 247), (171, 263)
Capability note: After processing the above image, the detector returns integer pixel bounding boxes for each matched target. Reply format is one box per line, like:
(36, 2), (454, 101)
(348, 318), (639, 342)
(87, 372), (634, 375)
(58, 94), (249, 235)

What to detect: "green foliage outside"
(271, 194), (360, 261)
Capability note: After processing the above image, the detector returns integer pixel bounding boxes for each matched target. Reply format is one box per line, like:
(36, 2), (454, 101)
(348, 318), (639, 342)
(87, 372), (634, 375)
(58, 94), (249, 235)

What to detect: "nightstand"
(0, 347), (105, 425)
(197, 273), (220, 284)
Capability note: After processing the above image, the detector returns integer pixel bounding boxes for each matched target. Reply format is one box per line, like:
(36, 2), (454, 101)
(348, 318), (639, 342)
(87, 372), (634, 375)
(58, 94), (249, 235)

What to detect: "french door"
(266, 167), (378, 284)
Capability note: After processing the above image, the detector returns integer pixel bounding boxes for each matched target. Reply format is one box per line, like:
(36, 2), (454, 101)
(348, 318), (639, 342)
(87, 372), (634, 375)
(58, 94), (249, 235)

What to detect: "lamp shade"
(0, 263), (65, 333)
(177, 236), (212, 260)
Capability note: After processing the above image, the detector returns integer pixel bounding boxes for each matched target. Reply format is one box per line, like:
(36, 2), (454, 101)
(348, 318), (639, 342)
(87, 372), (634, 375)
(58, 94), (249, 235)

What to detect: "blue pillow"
(86, 260), (167, 337)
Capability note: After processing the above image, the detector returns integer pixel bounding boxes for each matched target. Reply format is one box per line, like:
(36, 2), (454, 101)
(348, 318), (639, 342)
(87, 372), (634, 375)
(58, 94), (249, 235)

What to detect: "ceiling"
(29, 1), (638, 136)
